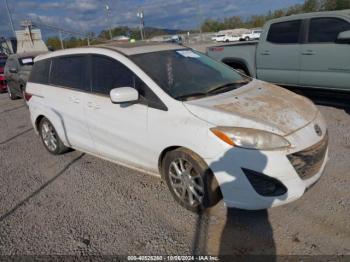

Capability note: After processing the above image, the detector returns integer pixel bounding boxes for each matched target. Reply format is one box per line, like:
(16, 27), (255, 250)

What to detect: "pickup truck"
(240, 29), (262, 41)
(207, 10), (350, 95)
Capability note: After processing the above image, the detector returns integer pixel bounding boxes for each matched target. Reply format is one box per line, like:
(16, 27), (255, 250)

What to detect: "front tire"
(7, 85), (17, 100)
(162, 148), (222, 213)
(39, 117), (68, 155)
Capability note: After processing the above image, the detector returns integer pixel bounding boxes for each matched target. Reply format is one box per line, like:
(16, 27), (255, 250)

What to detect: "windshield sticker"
(176, 50), (200, 58)
(21, 58), (34, 64)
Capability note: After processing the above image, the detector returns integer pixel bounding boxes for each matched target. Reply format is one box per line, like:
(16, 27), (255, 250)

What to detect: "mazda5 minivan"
(26, 43), (329, 212)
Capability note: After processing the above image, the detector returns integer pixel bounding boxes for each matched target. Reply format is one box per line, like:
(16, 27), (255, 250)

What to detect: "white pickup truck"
(240, 29), (262, 41)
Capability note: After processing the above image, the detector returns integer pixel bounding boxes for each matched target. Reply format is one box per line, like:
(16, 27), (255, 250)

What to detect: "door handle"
(69, 96), (80, 104)
(260, 50), (270, 55)
(302, 50), (316, 55)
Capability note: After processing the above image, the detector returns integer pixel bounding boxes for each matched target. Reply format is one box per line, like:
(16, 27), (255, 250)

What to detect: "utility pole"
(196, 0), (203, 41)
(105, 4), (113, 40)
(58, 30), (64, 49)
(4, 0), (16, 36)
(137, 9), (145, 40)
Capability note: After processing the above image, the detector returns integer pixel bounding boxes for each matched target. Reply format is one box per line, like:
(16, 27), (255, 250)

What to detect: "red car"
(0, 54), (8, 93)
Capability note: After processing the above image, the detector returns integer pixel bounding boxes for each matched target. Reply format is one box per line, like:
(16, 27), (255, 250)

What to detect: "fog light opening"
(242, 168), (287, 197)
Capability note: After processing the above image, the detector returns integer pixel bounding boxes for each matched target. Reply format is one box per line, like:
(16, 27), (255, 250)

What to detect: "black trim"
(89, 54), (168, 111)
(242, 168), (288, 197)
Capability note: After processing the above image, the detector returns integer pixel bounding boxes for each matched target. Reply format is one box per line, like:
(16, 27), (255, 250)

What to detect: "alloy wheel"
(41, 121), (58, 152)
(168, 158), (204, 207)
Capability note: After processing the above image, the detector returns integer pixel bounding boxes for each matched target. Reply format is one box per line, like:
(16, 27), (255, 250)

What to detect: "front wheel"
(162, 148), (222, 213)
(7, 85), (17, 100)
(39, 117), (68, 155)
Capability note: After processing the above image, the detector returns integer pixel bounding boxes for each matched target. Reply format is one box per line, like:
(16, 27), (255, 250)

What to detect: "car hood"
(183, 79), (318, 136)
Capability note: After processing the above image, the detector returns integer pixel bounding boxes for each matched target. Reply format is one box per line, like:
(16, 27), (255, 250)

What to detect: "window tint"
(309, 18), (350, 43)
(91, 55), (133, 95)
(50, 55), (88, 90)
(267, 20), (301, 44)
(28, 59), (50, 84)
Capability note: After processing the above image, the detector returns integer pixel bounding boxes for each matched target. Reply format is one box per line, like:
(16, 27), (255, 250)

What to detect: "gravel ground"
(0, 92), (349, 257)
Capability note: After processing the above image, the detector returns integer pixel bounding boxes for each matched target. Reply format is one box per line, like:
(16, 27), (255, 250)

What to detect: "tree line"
(201, 0), (350, 32)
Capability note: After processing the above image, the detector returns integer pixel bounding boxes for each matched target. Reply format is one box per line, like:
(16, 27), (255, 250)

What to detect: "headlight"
(210, 126), (291, 150)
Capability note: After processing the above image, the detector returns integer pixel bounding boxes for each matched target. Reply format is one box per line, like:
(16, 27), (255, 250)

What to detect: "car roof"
(267, 9), (350, 24)
(8, 51), (47, 59)
(35, 41), (185, 61)
(96, 41), (184, 55)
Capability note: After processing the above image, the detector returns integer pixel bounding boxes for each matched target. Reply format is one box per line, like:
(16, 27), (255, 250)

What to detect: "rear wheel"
(39, 117), (68, 155)
(245, 36), (250, 41)
(162, 148), (222, 213)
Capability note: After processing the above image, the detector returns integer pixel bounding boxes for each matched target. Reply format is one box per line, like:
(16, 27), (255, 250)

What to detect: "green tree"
(303, 0), (320, 12)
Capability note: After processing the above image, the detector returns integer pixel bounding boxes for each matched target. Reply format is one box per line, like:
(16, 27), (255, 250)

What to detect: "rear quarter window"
(28, 59), (51, 84)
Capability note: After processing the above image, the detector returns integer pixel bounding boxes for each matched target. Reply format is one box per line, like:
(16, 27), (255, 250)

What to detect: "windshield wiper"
(207, 80), (251, 95)
(176, 92), (208, 101)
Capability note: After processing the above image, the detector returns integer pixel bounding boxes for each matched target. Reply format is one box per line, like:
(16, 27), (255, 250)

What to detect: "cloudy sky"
(0, 0), (303, 37)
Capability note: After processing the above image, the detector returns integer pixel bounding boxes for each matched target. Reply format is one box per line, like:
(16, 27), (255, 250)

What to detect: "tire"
(7, 85), (17, 100)
(225, 39), (229, 42)
(162, 148), (222, 213)
(39, 117), (68, 155)
(245, 37), (250, 41)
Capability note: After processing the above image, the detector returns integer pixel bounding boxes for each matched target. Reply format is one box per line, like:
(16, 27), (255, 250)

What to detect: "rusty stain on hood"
(213, 81), (317, 134)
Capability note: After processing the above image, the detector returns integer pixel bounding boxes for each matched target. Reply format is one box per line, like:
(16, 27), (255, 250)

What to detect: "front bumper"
(205, 113), (329, 210)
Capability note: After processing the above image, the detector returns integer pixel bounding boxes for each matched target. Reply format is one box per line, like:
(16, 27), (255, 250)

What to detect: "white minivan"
(26, 43), (329, 212)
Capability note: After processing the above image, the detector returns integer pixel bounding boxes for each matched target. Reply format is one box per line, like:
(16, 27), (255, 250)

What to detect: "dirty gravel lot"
(0, 92), (349, 256)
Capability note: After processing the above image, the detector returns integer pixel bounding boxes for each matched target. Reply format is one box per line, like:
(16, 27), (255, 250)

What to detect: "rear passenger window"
(267, 20), (302, 44)
(50, 56), (88, 90)
(309, 18), (350, 43)
(29, 59), (50, 84)
(91, 55), (134, 95)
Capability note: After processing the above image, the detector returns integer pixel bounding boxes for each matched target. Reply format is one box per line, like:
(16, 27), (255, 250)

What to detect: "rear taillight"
(24, 92), (32, 101)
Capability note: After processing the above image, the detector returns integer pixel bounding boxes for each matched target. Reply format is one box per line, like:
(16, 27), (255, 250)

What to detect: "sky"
(0, 0), (304, 38)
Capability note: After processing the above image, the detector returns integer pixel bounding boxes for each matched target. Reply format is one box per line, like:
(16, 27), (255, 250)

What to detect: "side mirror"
(336, 30), (350, 44)
(110, 87), (139, 103)
(9, 68), (18, 73)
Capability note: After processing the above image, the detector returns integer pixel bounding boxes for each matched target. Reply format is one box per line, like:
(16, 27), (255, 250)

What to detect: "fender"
(222, 57), (255, 77)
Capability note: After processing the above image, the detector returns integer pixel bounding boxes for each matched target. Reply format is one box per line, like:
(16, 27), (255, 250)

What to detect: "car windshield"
(130, 49), (251, 101)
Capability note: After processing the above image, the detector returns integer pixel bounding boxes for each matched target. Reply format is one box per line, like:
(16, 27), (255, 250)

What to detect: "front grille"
(287, 132), (328, 180)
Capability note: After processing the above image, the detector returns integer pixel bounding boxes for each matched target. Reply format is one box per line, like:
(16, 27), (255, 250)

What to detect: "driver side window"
(91, 55), (134, 95)
(308, 17), (350, 43)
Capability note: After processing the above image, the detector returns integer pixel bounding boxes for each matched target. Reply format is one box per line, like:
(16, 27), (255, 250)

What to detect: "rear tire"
(39, 117), (68, 155)
(162, 148), (222, 213)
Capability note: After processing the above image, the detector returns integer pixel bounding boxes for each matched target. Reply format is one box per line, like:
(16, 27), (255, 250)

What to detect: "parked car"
(4, 51), (45, 100)
(212, 34), (226, 42)
(0, 54), (7, 93)
(213, 34), (240, 42)
(207, 10), (350, 96)
(26, 43), (328, 212)
(240, 29), (262, 41)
